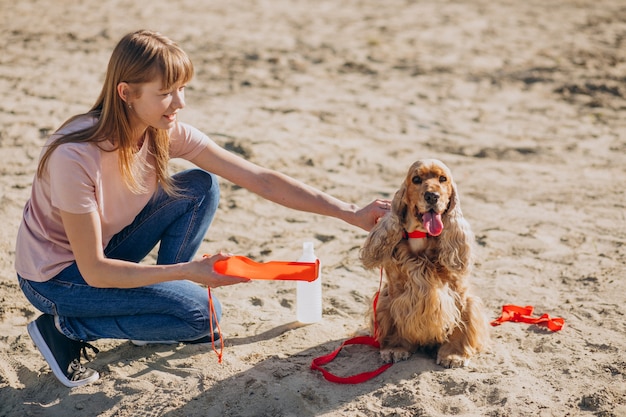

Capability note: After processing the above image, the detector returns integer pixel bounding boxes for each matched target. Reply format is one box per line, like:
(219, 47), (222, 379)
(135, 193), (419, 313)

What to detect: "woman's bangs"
(160, 47), (194, 90)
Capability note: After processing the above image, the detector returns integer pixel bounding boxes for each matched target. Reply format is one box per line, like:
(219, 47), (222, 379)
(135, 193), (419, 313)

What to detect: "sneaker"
(131, 334), (220, 346)
(27, 314), (100, 388)
(183, 334), (221, 345)
(130, 340), (178, 346)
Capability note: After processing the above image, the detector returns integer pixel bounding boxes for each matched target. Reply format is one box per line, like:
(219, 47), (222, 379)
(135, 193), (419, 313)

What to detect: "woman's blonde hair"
(37, 30), (194, 195)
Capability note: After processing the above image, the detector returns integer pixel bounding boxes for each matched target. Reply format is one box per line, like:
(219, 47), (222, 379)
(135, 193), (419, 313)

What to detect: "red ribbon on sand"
(491, 305), (564, 332)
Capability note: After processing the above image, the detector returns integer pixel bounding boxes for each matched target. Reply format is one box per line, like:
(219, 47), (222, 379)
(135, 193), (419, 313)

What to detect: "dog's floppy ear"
(446, 176), (461, 217)
(439, 174), (473, 274)
(360, 184), (406, 269)
(391, 180), (408, 225)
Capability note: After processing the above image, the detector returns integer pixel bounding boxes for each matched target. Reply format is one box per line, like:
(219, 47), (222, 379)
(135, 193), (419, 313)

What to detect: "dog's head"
(392, 159), (459, 236)
(360, 159), (469, 270)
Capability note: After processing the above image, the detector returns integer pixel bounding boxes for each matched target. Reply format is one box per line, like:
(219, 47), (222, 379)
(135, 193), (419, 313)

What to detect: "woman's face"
(124, 77), (186, 135)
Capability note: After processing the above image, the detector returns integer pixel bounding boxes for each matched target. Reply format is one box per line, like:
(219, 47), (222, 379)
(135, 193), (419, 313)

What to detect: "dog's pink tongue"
(423, 212), (443, 236)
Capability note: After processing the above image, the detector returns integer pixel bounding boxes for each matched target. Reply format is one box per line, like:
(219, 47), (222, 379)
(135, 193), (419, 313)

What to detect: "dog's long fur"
(360, 159), (489, 367)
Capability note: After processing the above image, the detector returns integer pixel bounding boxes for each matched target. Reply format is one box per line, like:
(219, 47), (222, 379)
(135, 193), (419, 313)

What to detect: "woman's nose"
(172, 90), (185, 109)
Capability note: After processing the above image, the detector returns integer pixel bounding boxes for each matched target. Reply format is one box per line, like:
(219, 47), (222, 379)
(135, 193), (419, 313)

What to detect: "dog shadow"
(154, 322), (441, 417)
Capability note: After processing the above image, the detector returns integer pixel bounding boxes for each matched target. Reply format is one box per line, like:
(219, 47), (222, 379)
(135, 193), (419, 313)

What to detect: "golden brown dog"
(360, 159), (489, 367)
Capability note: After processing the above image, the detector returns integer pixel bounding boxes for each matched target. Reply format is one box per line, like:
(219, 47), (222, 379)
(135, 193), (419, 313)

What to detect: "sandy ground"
(1, 0), (625, 416)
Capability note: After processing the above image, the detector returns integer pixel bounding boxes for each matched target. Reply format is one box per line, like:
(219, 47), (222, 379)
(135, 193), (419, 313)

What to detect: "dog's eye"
(439, 176), (447, 183)
(412, 176), (422, 184)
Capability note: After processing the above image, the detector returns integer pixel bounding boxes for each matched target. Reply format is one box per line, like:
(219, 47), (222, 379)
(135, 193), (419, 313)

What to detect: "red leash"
(491, 304), (564, 332)
(310, 336), (392, 384)
(203, 255), (224, 363)
(310, 268), (393, 384)
(208, 287), (224, 363)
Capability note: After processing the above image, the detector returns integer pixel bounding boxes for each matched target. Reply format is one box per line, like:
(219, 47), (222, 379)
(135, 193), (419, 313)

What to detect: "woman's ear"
(117, 82), (131, 104)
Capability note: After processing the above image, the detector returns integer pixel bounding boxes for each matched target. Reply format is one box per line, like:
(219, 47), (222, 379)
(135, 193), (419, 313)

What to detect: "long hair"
(37, 30), (194, 195)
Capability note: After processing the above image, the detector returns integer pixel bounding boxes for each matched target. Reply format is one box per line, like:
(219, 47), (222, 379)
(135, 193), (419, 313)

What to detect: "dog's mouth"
(419, 209), (444, 236)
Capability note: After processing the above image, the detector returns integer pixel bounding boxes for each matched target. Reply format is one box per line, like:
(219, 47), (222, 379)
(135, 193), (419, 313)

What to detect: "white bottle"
(296, 242), (322, 323)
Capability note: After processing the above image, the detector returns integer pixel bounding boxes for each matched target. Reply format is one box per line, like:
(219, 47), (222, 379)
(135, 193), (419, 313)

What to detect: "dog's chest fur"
(407, 236), (428, 254)
(386, 238), (461, 344)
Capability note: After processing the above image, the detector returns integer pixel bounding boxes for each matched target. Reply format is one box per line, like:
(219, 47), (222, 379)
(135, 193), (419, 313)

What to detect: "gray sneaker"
(27, 314), (100, 388)
(131, 333), (220, 346)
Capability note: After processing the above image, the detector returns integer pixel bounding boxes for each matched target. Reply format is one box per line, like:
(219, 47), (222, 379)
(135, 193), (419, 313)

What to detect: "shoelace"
(79, 341), (100, 361)
(67, 359), (92, 381)
(65, 342), (99, 381)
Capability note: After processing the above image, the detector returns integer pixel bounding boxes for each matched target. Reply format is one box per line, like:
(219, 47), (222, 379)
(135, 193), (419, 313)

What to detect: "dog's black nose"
(424, 192), (439, 205)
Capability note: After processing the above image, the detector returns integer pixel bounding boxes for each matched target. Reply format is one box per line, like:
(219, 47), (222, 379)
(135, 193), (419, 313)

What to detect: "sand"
(1, 0), (625, 416)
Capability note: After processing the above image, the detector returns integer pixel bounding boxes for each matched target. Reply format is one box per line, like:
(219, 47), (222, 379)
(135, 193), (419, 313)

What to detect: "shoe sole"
(27, 321), (100, 388)
(130, 340), (178, 346)
(131, 335), (221, 346)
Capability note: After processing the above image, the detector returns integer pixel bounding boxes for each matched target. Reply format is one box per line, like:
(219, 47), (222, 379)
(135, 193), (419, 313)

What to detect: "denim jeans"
(18, 169), (222, 342)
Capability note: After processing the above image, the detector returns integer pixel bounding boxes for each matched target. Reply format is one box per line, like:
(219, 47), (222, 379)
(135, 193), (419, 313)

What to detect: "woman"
(15, 30), (388, 388)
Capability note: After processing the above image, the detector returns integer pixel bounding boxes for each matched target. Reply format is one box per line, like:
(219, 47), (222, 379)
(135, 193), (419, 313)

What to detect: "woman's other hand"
(188, 252), (251, 287)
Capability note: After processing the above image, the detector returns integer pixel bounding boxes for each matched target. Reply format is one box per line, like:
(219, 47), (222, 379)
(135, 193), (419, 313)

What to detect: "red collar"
(403, 230), (428, 239)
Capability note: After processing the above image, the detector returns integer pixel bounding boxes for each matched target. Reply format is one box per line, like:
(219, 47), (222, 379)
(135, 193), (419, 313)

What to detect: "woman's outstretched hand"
(351, 198), (392, 231)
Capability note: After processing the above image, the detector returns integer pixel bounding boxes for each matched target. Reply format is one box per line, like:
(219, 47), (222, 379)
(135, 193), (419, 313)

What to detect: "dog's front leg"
(436, 295), (489, 368)
(436, 328), (471, 368)
(372, 287), (414, 363)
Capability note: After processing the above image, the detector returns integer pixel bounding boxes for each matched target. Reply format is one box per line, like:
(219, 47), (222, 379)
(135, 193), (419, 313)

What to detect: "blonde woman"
(15, 30), (389, 387)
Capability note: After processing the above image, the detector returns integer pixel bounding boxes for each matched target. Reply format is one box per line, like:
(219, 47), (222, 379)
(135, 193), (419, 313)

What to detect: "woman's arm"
(190, 141), (389, 231)
(60, 210), (249, 288)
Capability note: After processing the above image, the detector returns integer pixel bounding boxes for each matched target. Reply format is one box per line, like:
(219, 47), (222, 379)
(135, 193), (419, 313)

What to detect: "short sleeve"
(168, 122), (211, 160)
(48, 143), (99, 214)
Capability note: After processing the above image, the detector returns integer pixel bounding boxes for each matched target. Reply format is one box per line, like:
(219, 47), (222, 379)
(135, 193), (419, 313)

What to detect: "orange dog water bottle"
(296, 242), (322, 323)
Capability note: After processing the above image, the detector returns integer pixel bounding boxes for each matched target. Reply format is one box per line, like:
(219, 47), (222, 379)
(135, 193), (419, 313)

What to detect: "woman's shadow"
(2, 321), (438, 417)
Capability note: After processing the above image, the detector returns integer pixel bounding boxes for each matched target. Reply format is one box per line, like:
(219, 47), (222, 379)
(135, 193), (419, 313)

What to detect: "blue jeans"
(18, 169), (222, 342)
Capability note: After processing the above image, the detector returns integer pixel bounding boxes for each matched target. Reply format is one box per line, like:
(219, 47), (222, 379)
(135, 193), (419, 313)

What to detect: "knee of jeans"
(178, 169), (217, 190)
(192, 294), (222, 337)
(209, 295), (222, 325)
(202, 172), (220, 203)
(177, 169), (220, 203)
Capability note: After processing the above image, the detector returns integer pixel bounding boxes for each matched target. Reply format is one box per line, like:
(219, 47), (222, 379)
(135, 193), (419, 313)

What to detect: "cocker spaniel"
(360, 159), (489, 368)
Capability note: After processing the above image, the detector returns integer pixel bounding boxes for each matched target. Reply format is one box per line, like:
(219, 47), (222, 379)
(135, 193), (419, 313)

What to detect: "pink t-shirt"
(15, 117), (211, 282)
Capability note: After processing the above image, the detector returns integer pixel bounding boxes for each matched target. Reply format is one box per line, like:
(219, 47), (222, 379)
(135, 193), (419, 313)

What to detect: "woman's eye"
(163, 86), (185, 96)
(412, 176), (422, 184)
(439, 176), (447, 183)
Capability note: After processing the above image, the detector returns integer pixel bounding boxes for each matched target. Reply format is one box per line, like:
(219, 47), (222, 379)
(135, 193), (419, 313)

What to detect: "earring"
(128, 104), (133, 109)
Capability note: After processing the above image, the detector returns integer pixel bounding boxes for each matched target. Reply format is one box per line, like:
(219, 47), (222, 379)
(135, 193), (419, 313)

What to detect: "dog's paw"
(436, 353), (469, 368)
(380, 348), (412, 363)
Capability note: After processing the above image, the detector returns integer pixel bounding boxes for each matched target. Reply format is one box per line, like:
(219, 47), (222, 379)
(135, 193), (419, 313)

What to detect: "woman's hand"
(350, 198), (392, 232)
(186, 252), (251, 287)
